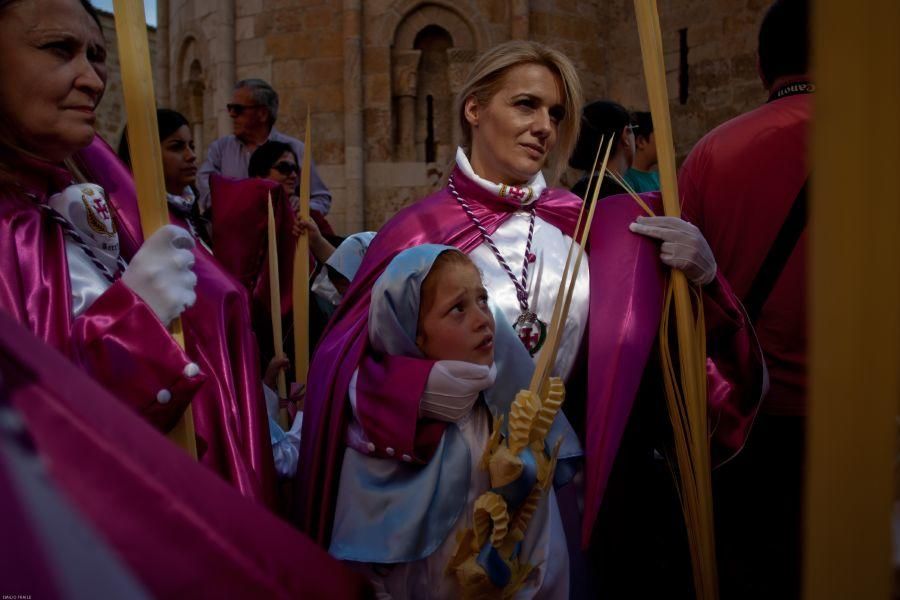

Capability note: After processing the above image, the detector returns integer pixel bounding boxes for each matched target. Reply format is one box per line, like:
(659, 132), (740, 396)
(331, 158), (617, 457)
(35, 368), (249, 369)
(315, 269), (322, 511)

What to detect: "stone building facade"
(94, 10), (157, 147)
(137, 0), (770, 234)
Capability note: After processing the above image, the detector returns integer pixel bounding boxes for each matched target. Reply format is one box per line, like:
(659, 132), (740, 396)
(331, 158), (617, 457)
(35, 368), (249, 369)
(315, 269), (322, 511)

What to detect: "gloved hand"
(419, 361), (497, 422)
(311, 269), (342, 307)
(628, 216), (717, 285)
(122, 224), (197, 326)
(269, 412), (302, 478)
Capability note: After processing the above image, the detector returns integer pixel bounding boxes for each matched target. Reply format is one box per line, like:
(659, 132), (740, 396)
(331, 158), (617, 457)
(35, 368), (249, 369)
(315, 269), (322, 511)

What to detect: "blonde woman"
(299, 40), (764, 597)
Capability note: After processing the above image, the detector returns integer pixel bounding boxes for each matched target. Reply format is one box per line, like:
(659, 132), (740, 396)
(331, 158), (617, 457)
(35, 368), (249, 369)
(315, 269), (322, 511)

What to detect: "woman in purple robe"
(116, 108), (278, 503)
(0, 0), (374, 595)
(0, 0), (204, 433)
(298, 40), (765, 591)
(0, 0), (276, 505)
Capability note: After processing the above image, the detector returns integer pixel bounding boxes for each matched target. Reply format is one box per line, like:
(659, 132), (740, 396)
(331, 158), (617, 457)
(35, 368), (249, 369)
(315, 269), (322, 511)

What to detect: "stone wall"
(597, 0), (770, 163)
(164, 0), (236, 159)
(94, 10), (158, 148)
(155, 0), (772, 234)
(254, 1), (351, 230)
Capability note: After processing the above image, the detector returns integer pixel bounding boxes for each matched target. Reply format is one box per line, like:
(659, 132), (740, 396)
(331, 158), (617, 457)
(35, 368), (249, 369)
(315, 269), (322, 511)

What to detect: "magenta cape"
(297, 168), (764, 547)
(208, 174), (298, 320)
(0, 310), (372, 598)
(0, 151), (205, 433)
(76, 139), (277, 506)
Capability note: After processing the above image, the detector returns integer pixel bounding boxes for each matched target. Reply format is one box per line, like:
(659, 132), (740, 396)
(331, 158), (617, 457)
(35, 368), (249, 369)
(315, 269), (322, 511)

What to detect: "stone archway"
(390, 3), (479, 162)
(175, 36), (208, 153)
(413, 25), (453, 163)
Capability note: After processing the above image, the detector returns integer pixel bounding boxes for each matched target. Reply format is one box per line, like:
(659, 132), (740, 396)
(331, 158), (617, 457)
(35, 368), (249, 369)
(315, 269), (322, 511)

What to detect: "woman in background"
(250, 139), (339, 251)
(569, 100), (636, 201)
(119, 108), (282, 495)
(118, 108), (210, 248)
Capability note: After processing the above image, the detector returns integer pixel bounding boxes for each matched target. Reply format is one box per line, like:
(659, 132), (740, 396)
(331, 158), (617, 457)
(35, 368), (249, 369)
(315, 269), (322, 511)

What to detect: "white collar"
(454, 147), (546, 207)
(166, 186), (196, 213)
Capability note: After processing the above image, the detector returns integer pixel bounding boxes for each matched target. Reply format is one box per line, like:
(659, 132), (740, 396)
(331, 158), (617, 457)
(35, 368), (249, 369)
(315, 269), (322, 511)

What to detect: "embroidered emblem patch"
(499, 183), (534, 205)
(82, 191), (117, 237)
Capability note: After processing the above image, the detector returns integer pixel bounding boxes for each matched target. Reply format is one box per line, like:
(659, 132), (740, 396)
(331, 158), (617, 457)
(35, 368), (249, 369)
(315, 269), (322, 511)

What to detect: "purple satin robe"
(297, 167), (764, 548)
(0, 154), (205, 432)
(208, 174), (298, 320)
(0, 309), (372, 597)
(75, 139), (278, 506)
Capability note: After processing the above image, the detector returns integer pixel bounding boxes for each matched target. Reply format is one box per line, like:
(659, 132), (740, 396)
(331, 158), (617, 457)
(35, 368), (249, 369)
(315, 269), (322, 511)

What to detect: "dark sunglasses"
(273, 161), (299, 176)
(226, 103), (262, 115)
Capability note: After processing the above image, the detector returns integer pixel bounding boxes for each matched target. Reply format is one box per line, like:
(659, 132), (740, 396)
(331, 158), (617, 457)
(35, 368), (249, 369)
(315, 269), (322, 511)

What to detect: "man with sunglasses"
(196, 78), (332, 217)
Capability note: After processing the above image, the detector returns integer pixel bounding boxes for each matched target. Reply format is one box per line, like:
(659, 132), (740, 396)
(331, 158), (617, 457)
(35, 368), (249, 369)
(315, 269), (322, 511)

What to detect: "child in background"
(262, 354), (304, 478)
(623, 110), (660, 193)
(310, 231), (377, 312)
(262, 231), (378, 480)
(328, 244), (571, 599)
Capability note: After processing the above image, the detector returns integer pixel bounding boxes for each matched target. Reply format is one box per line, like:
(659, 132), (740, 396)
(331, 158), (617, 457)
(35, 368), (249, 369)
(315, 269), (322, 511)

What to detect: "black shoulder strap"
(743, 179), (808, 323)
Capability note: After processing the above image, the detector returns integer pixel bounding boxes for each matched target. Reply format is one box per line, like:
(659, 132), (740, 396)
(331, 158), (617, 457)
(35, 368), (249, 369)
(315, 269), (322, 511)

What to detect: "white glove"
(628, 216), (717, 285)
(270, 412), (302, 478)
(262, 382), (280, 420)
(311, 268), (342, 307)
(122, 224), (197, 326)
(419, 361), (497, 422)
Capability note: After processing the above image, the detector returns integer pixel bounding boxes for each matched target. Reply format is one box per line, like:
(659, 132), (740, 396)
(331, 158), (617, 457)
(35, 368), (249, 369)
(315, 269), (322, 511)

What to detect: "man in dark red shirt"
(678, 1), (810, 597)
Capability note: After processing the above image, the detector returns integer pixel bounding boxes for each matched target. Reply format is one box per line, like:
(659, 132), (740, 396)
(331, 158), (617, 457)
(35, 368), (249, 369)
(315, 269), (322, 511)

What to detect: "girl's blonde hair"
(456, 40), (583, 183)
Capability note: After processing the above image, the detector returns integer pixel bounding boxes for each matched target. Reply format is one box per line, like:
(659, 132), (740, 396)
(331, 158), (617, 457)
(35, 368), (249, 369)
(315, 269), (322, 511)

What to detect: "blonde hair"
(456, 40), (583, 183)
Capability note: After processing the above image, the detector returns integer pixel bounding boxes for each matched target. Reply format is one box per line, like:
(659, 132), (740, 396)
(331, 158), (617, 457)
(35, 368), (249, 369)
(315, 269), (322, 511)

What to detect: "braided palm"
(530, 377), (566, 444)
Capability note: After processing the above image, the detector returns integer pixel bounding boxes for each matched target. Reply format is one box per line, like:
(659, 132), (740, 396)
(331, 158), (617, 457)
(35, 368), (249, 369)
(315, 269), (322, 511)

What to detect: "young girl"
(329, 244), (575, 599)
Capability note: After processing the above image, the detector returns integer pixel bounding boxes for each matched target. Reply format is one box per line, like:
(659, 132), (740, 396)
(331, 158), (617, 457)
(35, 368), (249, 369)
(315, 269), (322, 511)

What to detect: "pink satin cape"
(75, 139), (277, 506)
(296, 167), (765, 548)
(0, 436), (64, 599)
(0, 309), (372, 598)
(208, 174), (298, 320)
(0, 152), (205, 433)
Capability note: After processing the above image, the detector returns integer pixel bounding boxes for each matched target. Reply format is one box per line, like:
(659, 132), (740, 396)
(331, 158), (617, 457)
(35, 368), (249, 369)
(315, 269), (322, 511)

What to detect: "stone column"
(446, 48), (476, 150)
(213, 0), (236, 138)
(189, 79), (205, 152)
(392, 50), (421, 162)
(343, 0), (365, 232)
(156, 0), (170, 106)
(511, 0), (529, 40)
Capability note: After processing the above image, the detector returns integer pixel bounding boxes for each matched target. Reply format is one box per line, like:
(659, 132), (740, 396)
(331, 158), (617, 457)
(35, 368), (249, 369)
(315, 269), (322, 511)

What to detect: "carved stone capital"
(446, 48), (477, 91)
(391, 49), (423, 97)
